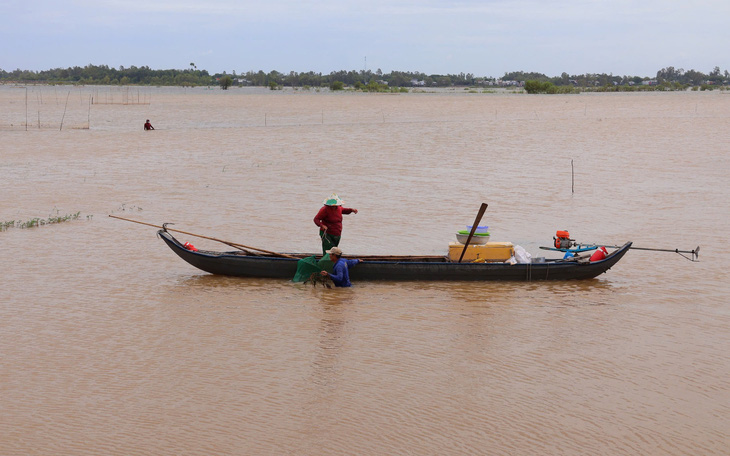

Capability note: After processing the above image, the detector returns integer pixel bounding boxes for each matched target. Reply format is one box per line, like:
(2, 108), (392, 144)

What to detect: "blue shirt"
(329, 258), (360, 287)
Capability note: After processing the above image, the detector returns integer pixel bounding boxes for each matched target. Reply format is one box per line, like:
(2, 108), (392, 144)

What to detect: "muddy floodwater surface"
(1, 86), (729, 455)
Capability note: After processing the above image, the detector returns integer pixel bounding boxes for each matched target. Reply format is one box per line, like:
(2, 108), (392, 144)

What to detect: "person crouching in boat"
(313, 193), (358, 255)
(320, 247), (360, 287)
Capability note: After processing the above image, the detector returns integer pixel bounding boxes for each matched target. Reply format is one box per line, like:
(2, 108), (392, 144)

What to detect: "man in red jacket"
(313, 193), (358, 255)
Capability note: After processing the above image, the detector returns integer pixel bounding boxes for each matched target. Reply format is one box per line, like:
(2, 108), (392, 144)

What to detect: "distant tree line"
(0, 64), (213, 86)
(1, 64), (728, 90)
(520, 66), (730, 93)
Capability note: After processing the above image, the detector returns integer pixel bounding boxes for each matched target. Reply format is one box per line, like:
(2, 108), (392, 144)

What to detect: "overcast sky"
(2, 0), (728, 77)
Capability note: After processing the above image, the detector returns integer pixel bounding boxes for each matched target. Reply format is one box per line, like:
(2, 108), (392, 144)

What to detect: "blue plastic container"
(466, 225), (489, 233)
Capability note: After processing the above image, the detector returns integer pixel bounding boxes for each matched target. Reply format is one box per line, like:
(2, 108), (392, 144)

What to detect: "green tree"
(329, 81), (344, 91)
(219, 75), (233, 90)
(524, 80), (570, 94)
(365, 80), (386, 92)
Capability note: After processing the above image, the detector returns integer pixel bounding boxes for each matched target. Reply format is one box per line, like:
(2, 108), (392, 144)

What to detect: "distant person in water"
(313, 193), (358, 255)
(144, 119), (154, 130)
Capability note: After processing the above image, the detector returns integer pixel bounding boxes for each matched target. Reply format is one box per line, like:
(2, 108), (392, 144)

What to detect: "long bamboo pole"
(540, 243), (699, 261)
(589, 243), (699, 261)
(109, 215), (300, 259)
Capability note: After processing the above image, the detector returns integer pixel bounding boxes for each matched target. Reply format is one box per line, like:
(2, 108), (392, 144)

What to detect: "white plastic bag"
(513, 245), (532, 264)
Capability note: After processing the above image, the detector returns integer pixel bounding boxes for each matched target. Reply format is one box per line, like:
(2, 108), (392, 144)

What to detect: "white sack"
(514, 245), (532, 264)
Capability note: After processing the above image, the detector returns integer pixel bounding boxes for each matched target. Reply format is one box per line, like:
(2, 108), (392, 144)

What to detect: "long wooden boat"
(158, 230), (632, 281)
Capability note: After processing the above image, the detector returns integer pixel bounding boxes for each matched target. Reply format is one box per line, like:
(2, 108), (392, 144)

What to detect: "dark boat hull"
(158, 230), (631, 281)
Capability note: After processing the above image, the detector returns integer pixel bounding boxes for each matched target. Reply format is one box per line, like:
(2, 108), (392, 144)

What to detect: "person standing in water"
(144, 119), (154, 130)
(320, 246), (360, 287)
(313, 193), (357, 255)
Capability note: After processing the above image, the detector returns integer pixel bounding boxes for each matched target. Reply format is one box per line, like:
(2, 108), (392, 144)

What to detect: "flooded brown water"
(2, 85), (729, 455)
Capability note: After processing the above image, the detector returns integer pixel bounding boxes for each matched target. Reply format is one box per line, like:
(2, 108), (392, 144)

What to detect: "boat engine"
(554, 230), (574, 249)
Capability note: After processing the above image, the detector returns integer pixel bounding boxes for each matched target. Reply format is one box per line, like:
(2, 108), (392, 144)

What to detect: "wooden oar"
(109, 215), (300, 259)
(458, 203), (488, 263)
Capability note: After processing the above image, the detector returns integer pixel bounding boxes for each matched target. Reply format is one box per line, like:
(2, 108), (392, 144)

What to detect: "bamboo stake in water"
(571, 159), (575, 194)
(59, 90), (70, 131)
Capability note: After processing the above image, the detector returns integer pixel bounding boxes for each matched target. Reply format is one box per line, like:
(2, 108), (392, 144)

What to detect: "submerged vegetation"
(523, 79), (700, 94)
(1, 211), (85, 231)
(524, 81), (577, 94)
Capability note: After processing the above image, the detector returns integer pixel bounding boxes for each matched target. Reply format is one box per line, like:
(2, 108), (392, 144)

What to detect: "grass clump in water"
(1, 211), (82, 231)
